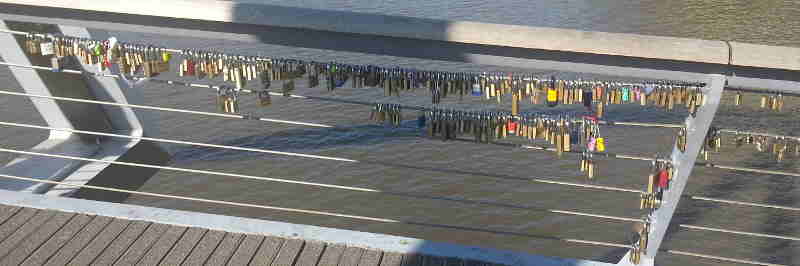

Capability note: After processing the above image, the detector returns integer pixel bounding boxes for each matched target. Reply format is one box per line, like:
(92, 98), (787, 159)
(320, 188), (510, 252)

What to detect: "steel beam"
(0, 20), (168, 201)
(0, 20), (106, 193)
(617, 74), (726, 266)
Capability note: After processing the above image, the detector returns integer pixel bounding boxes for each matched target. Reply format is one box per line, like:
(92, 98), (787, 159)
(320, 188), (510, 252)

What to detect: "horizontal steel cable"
(679, 224), (800, 241)
(688, 196), (800, 212)
(725, 86), (800, 98)
(0, 143), (642, 222)
(698, 162), (800, 178)
(0, 121), (644, 195)
(664, 250), (787, 266)
(518, 144), (671, 163)
(599, 120), (683, 128)
(0, 89), (333, 128)
(0, 172), (632, 248)
(718, 129), (800, 141)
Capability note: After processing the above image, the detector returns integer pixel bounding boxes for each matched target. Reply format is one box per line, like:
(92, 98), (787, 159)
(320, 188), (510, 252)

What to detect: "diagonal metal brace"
(618, 74), (726, 266)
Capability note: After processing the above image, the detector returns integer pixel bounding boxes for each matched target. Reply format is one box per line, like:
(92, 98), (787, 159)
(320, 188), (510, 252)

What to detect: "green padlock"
(621, 87), (630, 102)
(93, 43), (103, 56)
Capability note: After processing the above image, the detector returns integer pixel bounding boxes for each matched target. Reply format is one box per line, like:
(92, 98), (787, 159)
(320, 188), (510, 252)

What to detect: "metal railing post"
(618, 74), (726, 265)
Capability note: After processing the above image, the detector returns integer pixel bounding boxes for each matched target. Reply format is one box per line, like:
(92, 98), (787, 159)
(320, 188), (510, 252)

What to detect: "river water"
(1, 1), (799, 265)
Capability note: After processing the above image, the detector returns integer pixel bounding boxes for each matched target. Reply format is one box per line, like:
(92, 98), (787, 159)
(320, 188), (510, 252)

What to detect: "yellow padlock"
(596, 137), (606, 152)
(547, 89), (557, 102)
(162, 51), (171, 63)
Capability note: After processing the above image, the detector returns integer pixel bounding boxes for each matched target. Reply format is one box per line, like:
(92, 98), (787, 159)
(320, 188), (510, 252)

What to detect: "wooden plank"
(91, 220), (151, 266)
(21, 214), (93, 266)
(444, 258), (464, 266)
(337, 246), (364, 266)
(182, 230), (226, 265)
(0, 205), (21, 225)
(0, 208), (37, 243)
(294, 241), (325, 266)
(135, 225), (188, 266)
(249, 236), (289, 266)
(357, 249), (382, 266)
(43, 216), (113, 266)
(424, 255), (445, 266)
(255, 237), (296, 266)
(0, 209), (56, 258)
(316, 244), (345, 266)
(378, 253), (403, 266)
(0, 211), (75, 265)
(271, 238), (304, 266)
(113, 223), (170, 266)
(226, 234), (264, 266)
(158, 227), (207, 265)
(66, 218), (131, 266)
(401, 254), (423, 266)
(204, 233), (243, 266)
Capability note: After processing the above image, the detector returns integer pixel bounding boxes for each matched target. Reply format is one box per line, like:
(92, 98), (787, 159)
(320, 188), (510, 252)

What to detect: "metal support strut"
(0, 20), (169, 202)
(618, 74), (726, 266)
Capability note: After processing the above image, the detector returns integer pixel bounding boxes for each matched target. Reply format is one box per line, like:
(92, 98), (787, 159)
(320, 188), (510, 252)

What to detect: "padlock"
(596, 137), (606, 152)
(546, 77), (558, 107)
(50, 56), (64, 72)
(257, 91), (271, 106)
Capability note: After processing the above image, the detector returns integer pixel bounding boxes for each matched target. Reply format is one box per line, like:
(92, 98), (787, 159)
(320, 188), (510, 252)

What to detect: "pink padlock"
(587, 137), (597, 151)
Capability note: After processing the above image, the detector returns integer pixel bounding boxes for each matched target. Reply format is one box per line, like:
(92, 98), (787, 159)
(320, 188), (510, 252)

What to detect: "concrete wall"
(0, 0), (791, 69)
(0, 1), (798, 91)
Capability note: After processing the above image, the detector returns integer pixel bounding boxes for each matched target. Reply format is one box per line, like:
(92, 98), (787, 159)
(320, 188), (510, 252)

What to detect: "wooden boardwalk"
(0, 204), (503, 266)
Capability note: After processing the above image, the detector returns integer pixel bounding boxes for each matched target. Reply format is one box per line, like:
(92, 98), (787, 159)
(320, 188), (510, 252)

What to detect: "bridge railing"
(0, 2), (799, 266)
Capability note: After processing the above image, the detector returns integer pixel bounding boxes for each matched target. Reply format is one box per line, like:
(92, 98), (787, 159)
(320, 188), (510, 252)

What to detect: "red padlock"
(507, 120), (518, 135)
(186, 60), (196, 76)
(657, 169), (670, 189)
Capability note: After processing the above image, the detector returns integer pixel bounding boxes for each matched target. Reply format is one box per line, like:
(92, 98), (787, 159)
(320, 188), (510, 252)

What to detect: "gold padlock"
(735, 91), (743, 106)
(217, 89), (228, 113)
(227, 92), (239, 113)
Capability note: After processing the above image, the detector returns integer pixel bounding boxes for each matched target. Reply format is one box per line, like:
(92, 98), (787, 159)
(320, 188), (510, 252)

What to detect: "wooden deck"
(0, 204), (504, 266)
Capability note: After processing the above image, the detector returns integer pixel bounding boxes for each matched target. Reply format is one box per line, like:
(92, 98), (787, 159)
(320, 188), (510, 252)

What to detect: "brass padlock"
(596, 102), (604, 118)
(677, 128), (687, 153)
(735, 91), (743, 106)
(216, 89), (228, 113)
(511, 91), (520, 115)
(227, 92), (239, 113)
(258, 91), (271, 107)
(630, 246), (640, 264)
(562, 124), (571, 152)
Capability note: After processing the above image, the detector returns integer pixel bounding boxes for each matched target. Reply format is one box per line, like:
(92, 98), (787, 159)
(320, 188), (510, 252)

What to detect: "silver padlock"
(51, 56), (64, 72)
